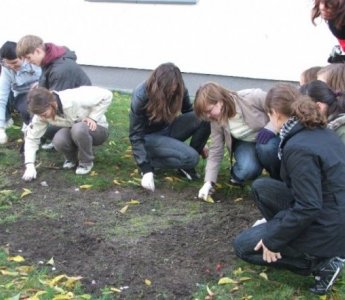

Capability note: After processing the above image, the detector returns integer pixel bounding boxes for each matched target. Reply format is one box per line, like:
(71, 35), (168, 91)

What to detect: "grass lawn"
(0, 91), (344, 300)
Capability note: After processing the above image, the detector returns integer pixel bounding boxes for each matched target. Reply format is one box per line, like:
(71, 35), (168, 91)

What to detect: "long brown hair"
(266, 83), (327, 129)
(194, 82), (237, 125)
(145, 62), (184, 123)
(317, 63), (345, 92)
(311, 0), (345, 29)
(27, 87), (57, 115)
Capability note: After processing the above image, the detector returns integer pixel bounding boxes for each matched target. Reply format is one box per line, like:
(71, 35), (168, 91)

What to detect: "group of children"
(1, 0), (345, 295)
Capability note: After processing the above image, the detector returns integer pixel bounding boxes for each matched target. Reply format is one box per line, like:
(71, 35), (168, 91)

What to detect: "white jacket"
(25, 86), (113, 164)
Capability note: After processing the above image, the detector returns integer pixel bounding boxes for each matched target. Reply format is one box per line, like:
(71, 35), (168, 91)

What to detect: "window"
(85, 0), (198, 4)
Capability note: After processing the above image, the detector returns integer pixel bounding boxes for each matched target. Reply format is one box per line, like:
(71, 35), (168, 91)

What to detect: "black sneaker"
(310, 256), (345, 295)
(229, 177), (244, 187)
(178, 168), (200, 181)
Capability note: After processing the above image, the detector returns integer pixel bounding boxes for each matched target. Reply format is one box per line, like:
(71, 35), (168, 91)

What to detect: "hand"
(254, 239), (282, 263)
(256, 128), (276, 144)
(141, 172), (155, 192)
(22, 163), (37, 181)
(0, 128), (8, 144)
(83, 117), (97, 131)
(201, 146), (209, 159)
(198, 181), (214, 200)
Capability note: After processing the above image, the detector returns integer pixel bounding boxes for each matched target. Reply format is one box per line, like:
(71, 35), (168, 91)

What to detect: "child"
(22, 86), (112, 180)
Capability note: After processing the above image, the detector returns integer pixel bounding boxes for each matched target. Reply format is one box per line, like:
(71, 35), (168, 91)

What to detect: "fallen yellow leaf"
(46, 257), (55, 265)
(113, 179), (121, 185)
(203, 195), (214, 203)
(110, 287), (122, 293)
(1, 270), (19, 276)
(233, 267), (243, 276)
(127, 199), (140, 205)
(206, 285), (215, 296)
(49, 274), (66, 286)
(119, 205), (129, 214)
(79, 185), (93, 190)
(259, 272), (268, 280)
(234, 197), (243, 202)
(16, 265), (34, 274)
(64, 276), (83, 289)
(52, 292), (74, 300)
(30, 290), (47, 300)
(164, 176), (174, 182)
(218, 277), (238, 285)
(90, 171), (98, 176)
(239, 277), (251, 282)
(8, 255), (25, 262)
(21, 188), (32, 198)
(145, 279), (152, 286)
(230, 286), (239, 292)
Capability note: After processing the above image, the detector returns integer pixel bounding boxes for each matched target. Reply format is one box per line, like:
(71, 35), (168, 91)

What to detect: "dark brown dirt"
(0, 165), (261, 299)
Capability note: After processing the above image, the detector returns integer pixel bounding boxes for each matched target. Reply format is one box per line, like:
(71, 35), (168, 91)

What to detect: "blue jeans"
(256, 136), (281, 180)
(144, 111), (210, 170)
(233, 177), (317, 275)
(231, 139), (263, 183)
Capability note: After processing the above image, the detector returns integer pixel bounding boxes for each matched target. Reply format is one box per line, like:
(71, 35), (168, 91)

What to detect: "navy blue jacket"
(263, 123), (345, 257)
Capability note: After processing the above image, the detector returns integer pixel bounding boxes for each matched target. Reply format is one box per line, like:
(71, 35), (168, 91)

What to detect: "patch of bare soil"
(0, 167), (260, 299)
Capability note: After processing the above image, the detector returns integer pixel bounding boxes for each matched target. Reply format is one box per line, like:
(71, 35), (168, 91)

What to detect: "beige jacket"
(25, 86), (113, 164)
(204, 88), (270, 183)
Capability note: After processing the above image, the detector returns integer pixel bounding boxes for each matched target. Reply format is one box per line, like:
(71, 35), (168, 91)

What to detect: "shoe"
(41, 142), (54, 150)
(63, 160), (77, 169)
(229, 177), (244, 187)
(4, 118), (14, 129)
(310, 256), (345, 295)
(252, 218), (267, 227)
(178, 168), (200, 180)
(76, 162), (94, 175)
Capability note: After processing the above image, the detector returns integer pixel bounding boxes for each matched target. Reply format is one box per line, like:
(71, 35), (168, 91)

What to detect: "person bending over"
(22, 86), (112, 180)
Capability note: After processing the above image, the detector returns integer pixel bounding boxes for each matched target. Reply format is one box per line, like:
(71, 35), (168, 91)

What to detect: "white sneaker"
(41, 142), (54, 150)
(4, 118), (14, 129)
(252, 218), (267, 227)
(0, 128), (8, 144)
(63, 160), (77, 169)
(76, 162), (94, 175)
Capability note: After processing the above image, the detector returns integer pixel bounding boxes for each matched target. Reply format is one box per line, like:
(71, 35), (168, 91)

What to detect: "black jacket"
(129, 82), (192, 174)
(39, 47), (91, 91)
(263, 123), (345, 257)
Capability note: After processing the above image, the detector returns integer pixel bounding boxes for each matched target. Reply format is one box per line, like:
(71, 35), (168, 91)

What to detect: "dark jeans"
(256, 136), (281, 180)
(144, 111), (210, 170)
(6, 92), (31, 125)
(233, 177), (318, 275)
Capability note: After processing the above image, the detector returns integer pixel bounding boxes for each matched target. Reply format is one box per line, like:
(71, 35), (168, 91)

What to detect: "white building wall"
(0, 0), (335, 81)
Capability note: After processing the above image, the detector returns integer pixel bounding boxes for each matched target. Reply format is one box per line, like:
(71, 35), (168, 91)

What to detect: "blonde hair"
(194, 82), (237, 125)
(317, 64), (345, 92)
(16, 35), (44, 58)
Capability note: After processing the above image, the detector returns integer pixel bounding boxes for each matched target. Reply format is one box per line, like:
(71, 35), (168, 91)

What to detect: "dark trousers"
(233, 177), (318, 275)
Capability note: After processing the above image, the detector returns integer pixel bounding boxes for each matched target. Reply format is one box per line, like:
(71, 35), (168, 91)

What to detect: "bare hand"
(254, 239), (282, 263)
(83, 117), (97, 131)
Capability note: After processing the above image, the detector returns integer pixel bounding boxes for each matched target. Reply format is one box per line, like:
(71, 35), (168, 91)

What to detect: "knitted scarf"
(278, 116), (298, 160)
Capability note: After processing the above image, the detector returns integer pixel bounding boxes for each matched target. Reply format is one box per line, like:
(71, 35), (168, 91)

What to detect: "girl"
(193, 82), (279, 201)
(300, 79), (345, 144)
(129, 62), (210, 192)
(234, 83), (345, 295)
(22, 86), (112, 180)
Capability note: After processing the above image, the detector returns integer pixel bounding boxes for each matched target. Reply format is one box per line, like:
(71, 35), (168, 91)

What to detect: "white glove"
(141, 172), (155, 192)
(22, 163), (37, 181)
(0, 128), (8, 144)
(198, 181), (214, 200)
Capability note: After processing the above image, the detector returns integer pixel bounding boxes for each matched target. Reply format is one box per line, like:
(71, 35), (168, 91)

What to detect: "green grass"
(2, 92), (342, 299)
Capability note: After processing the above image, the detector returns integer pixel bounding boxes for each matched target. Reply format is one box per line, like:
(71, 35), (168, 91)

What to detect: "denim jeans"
(233, 177), (317, 275)
(144, 111), (210, 170)
(231, 139), (263, 183)
(256, 136), (281, 180)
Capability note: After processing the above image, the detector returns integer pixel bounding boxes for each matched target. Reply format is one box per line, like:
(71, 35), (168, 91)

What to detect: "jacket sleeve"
(263, 147), (323, 252)
(204, 122), (230, 183)
(85, 87), (112, 122)
(181, 88), (193, 113)
(24, 116), (49, 164)
(0, 69), (13, 128)
(129, 84), (153, 174)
